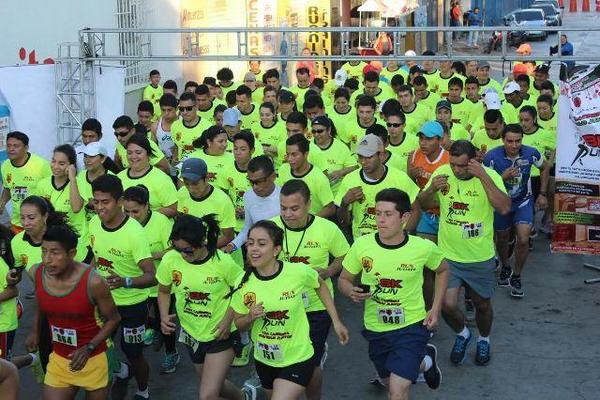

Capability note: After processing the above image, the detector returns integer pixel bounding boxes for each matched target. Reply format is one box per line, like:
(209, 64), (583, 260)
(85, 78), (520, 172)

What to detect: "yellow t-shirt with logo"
(342, 61), (368, 80)
(522, 127), (555, 177)
(501, 98), (535, 125)
(143, 84), (164, 122)
(276, 140), (328, 172)
(117, 167), (178, 211)
(177, 185), (236, 230)
(478, 78), (502, 96)
(252, 120), (287, 149)
(335, 167), (420, 239)
(423, 70), (440, 93)
(343, 233), (443, 332)
(417, 91), (442, 112)
(186, 150), (234, 190)
(449, 123), (471, 141)
(1, 154), (52, 226)
(239, 104), (261, 131)
(88, 215), (152, 306)
(141, 211), (172, 297)
(471, 129), (503, 153)
(342, 118), (381, 153)
(171, 117), (212, 161)
(388, 134), (419, 172)
(220, 161), (251, 232)
(448, 98), (475, 126)
(403, 103), (433, 136)
(273, 215), (349, 312)
(156, 249), (242, 342)
(289, 86), (311, 111)
(315, 138), (357, 196)
(436, 73), (466, 97)
(537, 112), (557, 140)
(116, 140), (166, 169)
(0, 258), (18, 333)
(425, 164), (506, 263)
(197, 99), (226, 124)
(276, 165), (334, 215)
(230, 262), (319, 367)
(326, 106), (357, 138)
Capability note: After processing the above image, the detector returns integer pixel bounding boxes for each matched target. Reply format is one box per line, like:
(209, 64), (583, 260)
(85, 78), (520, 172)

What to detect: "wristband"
(124, 277), (133, 288)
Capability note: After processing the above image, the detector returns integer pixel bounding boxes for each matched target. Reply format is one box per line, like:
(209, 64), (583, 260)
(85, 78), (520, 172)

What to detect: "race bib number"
(462, 222), (483, 239)
(123, 325), (145, 344)
(179, 328), (199, 352)
(257, 341), (283, 362)
(13, 187), (28, 202)
(51, 325), (78, 347)
(377, 307), (405, 325)
(302, 292), (310, 308)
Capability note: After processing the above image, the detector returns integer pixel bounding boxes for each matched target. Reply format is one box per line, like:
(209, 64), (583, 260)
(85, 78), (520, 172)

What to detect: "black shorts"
(307, 311), (331, 367)
(255, 358), (315, 390)
(116, 300), (148, 359)
(183, 329), (241, 365)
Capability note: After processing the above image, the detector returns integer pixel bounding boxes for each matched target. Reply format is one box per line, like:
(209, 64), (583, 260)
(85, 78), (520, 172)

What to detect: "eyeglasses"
(171, 244), (195, 255)
(247, 175), (269, 186)
(114, 130), (130, 138)
(386, 122), (403, 128)
(311, 128), (326, 134)
(178, 105), (194, 112)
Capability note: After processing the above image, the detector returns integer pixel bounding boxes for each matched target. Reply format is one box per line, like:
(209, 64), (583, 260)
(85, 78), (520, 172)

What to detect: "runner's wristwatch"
(86, 343), (97, 353)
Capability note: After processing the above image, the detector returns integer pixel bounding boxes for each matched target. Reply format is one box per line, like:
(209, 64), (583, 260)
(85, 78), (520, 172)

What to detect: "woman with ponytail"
(188, 125), (233, 190)
(228, 220), (349, 400)
(156, 214), (244, 400)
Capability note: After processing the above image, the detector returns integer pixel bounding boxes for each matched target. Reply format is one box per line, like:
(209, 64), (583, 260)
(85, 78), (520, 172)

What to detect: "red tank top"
(35, 265), (106, 357)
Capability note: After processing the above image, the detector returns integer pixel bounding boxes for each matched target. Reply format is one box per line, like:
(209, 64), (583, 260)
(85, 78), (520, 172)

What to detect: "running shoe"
(30, 351), (45, 384)
(464, 299), (476, 323)
(497, 267), (512, 287)
(132, 395), (150, 400)
(528, 237), (534, 252)
(475, 340), (491, 366)
(143, 328), (155, 346)
(159, 351), (180, 374)
(450, 330), (472, 365)
(509, 274), (524, 298)
(241, 374), (262, 400)
(423, 344), (442, 389)
(232, 342), (252, 367)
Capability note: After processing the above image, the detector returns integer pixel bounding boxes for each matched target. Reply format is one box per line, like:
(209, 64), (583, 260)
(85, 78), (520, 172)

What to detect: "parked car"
(531, 3), (562, 26)
(503, 9), (548, 40)
(532, 0), (563, 14)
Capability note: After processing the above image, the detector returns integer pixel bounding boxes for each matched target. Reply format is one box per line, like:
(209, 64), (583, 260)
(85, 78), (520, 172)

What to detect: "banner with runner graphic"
(552, 64), (600, 255)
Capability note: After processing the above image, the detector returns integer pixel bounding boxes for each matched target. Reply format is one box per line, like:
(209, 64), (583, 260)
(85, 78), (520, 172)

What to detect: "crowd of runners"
(0, 52), (558, 400)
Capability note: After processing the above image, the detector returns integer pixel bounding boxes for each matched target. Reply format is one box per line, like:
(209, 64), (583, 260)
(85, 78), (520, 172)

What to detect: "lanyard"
(283, 216), (311, 260)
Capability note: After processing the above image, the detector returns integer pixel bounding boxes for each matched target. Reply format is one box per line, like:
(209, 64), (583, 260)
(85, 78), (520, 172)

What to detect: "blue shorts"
(361, 321), (429, 382)
(416, 212), (440, 235)
(447, 258), (496, 299)
(494, 197), (533, 231)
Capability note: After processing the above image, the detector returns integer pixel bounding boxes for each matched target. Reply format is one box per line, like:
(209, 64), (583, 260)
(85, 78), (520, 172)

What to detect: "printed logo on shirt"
(5, 173), (12, 184)
(243, 292), (257, 308)
(447, 201), (470, 218)
(288, 255), (310, 264)
(396, 263), (417, 272)
(172, 270), (183, 286)
(19, 254), (28, 268)
(203, 276), (221, 285)
(304, 240), (321, 249)
(372, 273), (403, 297)
(279, 290), (297, 301)
(361, 256), (373, 273)
(184, 289), (211, 307)
(96, 257), (114, 273)
(261, 310), (290, 329)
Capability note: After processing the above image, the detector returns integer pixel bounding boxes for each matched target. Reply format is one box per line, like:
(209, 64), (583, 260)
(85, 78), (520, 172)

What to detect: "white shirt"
(232, 185), (281, 248)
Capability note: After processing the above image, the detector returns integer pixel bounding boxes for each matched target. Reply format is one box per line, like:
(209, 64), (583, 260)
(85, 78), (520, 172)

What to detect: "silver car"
(503, 9), (548, 40)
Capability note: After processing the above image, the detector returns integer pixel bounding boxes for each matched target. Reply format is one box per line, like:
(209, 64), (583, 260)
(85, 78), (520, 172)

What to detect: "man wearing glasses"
(112, 115), (170, 174)
(170, 92), (211, 163)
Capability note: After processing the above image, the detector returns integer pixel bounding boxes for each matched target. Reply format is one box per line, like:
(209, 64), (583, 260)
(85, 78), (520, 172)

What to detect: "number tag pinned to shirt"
(462, 222), (483, 239)
(51, 325), (78, 347)
(123, 325), (145, 344)
(377, 308), (405, 325)
(13, 187), (28, 201)
(179, 327), (200, 352)
(302, 292), (310, 308)
(256, 341), (283, 362)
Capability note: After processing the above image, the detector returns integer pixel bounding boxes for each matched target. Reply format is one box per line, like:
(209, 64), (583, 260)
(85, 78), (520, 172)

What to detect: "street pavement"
(11, 10), (600, 400)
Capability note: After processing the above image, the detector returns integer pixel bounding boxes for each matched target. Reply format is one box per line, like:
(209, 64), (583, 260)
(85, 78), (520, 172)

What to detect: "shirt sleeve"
(229, 281), (248, 315)
(334, 174), (351, 206)
(341, 240), (362, 275)
(486, 168), (508, 194)
(316, 172), (334, 207)
(398, 172), (420, 203)
(424, 241), (444, 271)
(232, 193), (255, 248)
(328, 223), (350, 258)
(130, 225), (153, 263)
(157, 173), (178, 207)
(222, 255), (244, 286)
(219, 195), (237, 230)
(303, 264), (320, 290)
(532, 149), (544, 168)
(155, 254), (172, 286)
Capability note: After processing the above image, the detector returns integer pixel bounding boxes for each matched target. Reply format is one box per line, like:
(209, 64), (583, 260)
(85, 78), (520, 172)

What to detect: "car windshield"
(515, 11), (544, 22)
(533, 5), (557, 16)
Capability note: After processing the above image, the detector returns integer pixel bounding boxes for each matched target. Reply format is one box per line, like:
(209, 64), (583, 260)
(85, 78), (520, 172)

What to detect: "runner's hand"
(315, 267), (331, 280)
(25, 332), (39, 352)
(467, 159), (486, 179)
(7, 268), (23, 286)
(430, 175), (449, 192)
(248, 302), (265, 322)
(68, 346), (90, 371)
(342, 187), (364, 205)
(67, 164), (78, 181)
(408, 165), (425, 180)
(222, 243), (236, 254)
(106, 273), (123, 290)
(160, 314), (177, 335)
(333, 321), (350, 345)
(535, 194), (548, 210)
(348, 286), (370, 303)
(501, 167), (520, 181)
(423, 309), (439, 331)
(212, 318), (232, 341)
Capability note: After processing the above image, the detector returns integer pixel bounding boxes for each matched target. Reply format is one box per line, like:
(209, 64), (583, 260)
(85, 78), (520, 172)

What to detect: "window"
(115, 0), (152, 88)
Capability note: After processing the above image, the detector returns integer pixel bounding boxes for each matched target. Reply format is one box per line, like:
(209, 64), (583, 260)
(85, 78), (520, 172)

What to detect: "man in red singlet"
(25, 224), (120, 400)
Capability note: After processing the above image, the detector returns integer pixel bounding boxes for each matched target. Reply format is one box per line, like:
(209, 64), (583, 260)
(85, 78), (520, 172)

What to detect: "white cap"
(334, 69), (348, 86)
(405, 50), (417, 57)
(356, 134), (384, 157)
(481, 87), (498, 96)
(484, 92), (501, 110)
(79, 142), (107, 157)
(223, 107), (242, 127)
(503, 81), (521, 95)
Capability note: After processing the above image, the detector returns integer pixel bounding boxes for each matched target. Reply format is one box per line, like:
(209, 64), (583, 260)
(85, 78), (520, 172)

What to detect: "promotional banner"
(552, 64), (600, 255)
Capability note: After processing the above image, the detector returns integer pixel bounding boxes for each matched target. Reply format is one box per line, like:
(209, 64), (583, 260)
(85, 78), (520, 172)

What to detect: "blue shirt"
(468, 12), (482, 27)
(483, 145), (543, 202)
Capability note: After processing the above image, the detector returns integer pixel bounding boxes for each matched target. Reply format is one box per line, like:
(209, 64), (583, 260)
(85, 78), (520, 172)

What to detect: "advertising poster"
(552, 64), (600, 255)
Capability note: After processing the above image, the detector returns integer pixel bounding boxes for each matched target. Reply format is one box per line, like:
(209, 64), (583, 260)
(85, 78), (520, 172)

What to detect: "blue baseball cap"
(418, 121), (444, 138)
(180, 158), (208, 182)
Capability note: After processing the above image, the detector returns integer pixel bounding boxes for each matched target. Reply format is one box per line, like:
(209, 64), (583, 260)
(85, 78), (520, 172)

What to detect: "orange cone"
(570, 0), (577, 11)
(583, 0), (590, 11)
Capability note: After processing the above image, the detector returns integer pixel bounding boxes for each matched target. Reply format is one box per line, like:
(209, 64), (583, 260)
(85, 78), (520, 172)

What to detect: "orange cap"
(513, 63), (529, 76)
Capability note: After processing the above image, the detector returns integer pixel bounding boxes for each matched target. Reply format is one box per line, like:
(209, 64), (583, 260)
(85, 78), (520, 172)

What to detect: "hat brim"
(180, 172), (204, 182)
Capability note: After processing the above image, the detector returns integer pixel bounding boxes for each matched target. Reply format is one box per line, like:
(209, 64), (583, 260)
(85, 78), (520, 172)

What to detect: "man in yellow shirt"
(341, 49), (368, 80)
(413, 76), (442, 111)
(290, 67), (312, 111)
(142, 69), (163, 122)
(397, 85), (433, 136)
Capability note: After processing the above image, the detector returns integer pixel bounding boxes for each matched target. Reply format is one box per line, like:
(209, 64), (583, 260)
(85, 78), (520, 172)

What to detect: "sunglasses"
(178, 105), (194, 112)
(311, 128), (326, 134)
(386, 122), (403, 128)
(114, 131), (130, 137)
(171, 244), (195, 255)
(247, 175), (269, 186)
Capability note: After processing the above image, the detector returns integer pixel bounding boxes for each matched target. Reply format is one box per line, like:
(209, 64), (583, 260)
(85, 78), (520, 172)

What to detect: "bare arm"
(68, 166), (84, 213)
(155, 157), (171, 175)
(418, 184), (440, 210)
(317, 202), (336, 219)
(217, 228), (235, 249)
(134, 258), (158, 288)
(0, 285), (18, 302)
(0, 188), (10, 214)
(405, 201), (421, 232)
(88, 274), (121, 347)
(474, 166), (511, 215)
(315, 277), (349, 344)
(423, 260), (449, 330)
(158, 202), (178, 218)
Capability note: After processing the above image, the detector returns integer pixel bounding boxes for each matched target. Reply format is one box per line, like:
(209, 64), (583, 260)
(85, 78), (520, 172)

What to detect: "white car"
(503, 9), (548, 40)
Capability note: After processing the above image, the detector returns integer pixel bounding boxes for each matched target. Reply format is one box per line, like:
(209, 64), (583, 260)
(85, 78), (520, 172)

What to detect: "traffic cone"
(583, 0), (590, 11)
(569, 0), (577, 11)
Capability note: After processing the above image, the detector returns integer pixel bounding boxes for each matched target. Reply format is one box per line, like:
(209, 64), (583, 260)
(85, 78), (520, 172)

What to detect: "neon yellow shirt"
(289, 86), (311, 111)
(326, 106), (357, 137)
(117, 167), (178, 211)
(380, 67), (408, 84)
(156, 249), (242, 342)
(449, 123), (471, 141)
(343, 233), (443, 332)
(350, 86), (395, 109)
(0, 258), (17, 332)
(436, 73), (466, 97)
(252, 120), (287, 149)
(219, 81), (240, 98)
(342, 61), (368, 80)
(177, 186), (236, 230)
(447, 97), (475, 125)
(88, 215), (152, 306)
(272, 215), (349, 312)
(276, 165), (334, 215)
(471, 129), (503, 153)
(478, 78), (502, 95)
(416, 91), (442, 112)
(402, 103), (433, 136)
(501, 98), (535, 125)
(239, 104), (261, 131)
(171, 117), (212, 161)
(522, 126), (555, 177)
(423, 70), (440, 93)
(186, 150), (234, 190)
(314, 138), (357, 196)
(143, 84), (163, 122)
(537, 112), (557, 139)
(230, 262), (319, 367)
(466, 99), (485, 129)
(425, 164), (506, 263)
(75, 170), (114, 222)
(341, 117), (380, 153)
(1, 153), (51, 226)
(335, 167), (420, 238)
(141, 211), (172, 297)
(116, 140), (166, 169)
(220, 161), (251, 232)
(388, 134), (419, 173)
(197, 99), (225, 124)
(276, 140), (328, 172)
